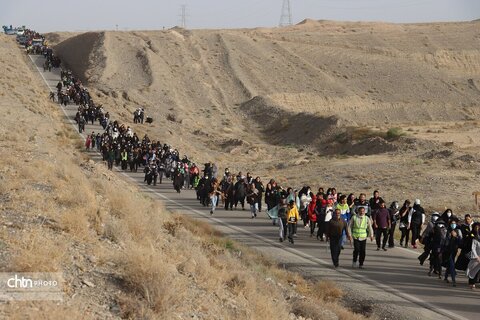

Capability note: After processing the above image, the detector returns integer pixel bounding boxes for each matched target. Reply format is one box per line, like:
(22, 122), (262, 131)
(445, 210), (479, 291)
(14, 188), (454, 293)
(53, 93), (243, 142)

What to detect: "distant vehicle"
(16, 35), (27, 45)
(2, 25), (16, 35)
(16, 29), (25, 36)
(31, 38), (44, 46)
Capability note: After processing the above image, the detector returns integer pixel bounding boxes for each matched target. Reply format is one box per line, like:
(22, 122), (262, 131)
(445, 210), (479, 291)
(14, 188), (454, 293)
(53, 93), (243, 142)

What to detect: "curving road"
(27, 52), (480, 320)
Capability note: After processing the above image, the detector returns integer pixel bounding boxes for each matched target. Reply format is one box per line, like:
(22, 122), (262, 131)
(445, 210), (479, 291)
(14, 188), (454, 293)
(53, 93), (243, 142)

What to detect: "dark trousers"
(444, 255), (456, 282)
(353, 239), (367, 266)
(376, 228), (388, 249)
(330, 237), (343, 267)
(388, 222), (396, 247)
(288, 223), (296, 242)
(432, 247), (442, 274)
(300, 209), (308, 227)
(418, 244), (432, 266)
(400, 227), (410, 246)
(317, 220), (326, 240)
(224, 197), (234, 210)
(310, 220), (316, 235)
(234, 197), (245, 209)
(411, 223), (421, 245)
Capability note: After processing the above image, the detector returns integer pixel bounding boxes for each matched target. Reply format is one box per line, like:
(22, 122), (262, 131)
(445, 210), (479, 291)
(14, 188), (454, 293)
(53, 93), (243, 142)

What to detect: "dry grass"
(5, 303), (85, 320)
(313, 280), (344, 302)
(10, 228), (66, 272)
(59, 207), (91, 240)
(175, 213), (223, 238)
(115, 243), (188, 316)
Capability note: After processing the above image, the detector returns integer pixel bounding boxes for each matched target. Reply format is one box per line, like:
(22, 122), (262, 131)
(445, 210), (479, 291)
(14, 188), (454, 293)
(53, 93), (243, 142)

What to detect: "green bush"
(386, 127), (405, 140)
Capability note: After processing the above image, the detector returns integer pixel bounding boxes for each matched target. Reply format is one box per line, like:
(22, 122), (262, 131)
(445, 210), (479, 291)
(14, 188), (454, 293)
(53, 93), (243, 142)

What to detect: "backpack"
(433, 223), (447, 247)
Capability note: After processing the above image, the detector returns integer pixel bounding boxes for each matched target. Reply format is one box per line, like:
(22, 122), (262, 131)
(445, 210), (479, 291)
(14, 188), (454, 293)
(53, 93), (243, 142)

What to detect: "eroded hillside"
(49, 20), (480, 212)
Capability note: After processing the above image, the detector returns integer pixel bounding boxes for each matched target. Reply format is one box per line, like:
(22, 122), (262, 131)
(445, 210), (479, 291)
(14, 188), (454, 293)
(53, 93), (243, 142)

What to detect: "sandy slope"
(50, 20), (480, 212)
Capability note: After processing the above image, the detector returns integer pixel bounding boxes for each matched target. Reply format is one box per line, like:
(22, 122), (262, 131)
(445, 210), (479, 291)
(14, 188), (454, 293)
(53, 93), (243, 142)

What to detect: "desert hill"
(49, 20), (480, 211)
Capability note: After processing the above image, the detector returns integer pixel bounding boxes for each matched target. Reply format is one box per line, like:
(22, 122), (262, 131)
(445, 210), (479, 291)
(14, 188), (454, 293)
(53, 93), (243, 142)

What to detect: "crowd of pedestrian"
(26, 26), (480, 291)
(207, 170), (480, 288)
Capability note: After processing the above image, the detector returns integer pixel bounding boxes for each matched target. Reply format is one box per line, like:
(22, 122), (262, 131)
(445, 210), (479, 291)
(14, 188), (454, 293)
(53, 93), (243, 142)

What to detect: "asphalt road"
(28, 52), (480, 320)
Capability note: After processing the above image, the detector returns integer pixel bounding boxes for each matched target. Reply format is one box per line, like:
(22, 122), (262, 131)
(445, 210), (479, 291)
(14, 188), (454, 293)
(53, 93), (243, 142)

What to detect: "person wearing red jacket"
(308, 194), (317, 237)
(189, 164), (199, 189)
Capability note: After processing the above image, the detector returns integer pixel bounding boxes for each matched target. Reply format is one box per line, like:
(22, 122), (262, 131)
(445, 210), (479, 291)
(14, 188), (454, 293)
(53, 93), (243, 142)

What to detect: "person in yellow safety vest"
(121, 149), (128, 170)
(287, 200), (300, 244)
(347, 206), (374, 269)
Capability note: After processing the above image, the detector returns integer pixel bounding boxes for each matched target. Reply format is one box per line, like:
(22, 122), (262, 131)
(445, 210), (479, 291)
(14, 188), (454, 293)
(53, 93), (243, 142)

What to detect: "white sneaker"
(352, 261), (358, 268)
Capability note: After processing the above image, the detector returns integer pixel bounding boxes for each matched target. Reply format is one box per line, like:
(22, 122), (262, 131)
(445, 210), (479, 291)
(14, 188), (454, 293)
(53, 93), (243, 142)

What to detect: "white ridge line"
(27, 53), (469, 320)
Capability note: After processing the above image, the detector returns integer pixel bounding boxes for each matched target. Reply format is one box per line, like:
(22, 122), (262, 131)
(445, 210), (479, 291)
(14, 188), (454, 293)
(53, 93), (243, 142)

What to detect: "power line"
(180, 4), (187, 29)
(279, 0), (293, 27)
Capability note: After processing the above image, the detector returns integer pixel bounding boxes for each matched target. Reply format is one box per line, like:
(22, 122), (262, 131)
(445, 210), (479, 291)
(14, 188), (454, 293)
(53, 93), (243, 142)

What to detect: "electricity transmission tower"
(180, 5), (187, 29)
(279, 0), (292, 27)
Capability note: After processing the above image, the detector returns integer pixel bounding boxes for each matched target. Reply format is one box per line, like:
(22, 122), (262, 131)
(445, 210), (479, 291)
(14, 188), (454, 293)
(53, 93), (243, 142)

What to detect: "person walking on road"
(373, 201), (391, 251)
(408, 199), (425, 249)
(254, 177), (265, 212)
(107, 147), (115, 171)
(353, 193), (372, 218)
(265, 181), (277, 212)
(348, 206), (374, 269)
(336, 195), (351, 248)
(369, 190), (384, 218)
(399, 200), (412, 247)
(387, 201), (399, 248)
(466, 223), (480, 289)
(443, 217), (462, 286)
(307, 194), (317, 237)
(299, 187), (312, 228)
(287, 200), (299, 244)
(418, 212), (440, 268)
(208, 178), (222, 214)
(246, 183), (259, 219)
(326, 209), (349, 268)
(315, 193), (327, 241)
(277, 199), (288, 242)
(456, 214), (475, 271)
(234, 176), (247, 210)
(430, 218), (448, 277)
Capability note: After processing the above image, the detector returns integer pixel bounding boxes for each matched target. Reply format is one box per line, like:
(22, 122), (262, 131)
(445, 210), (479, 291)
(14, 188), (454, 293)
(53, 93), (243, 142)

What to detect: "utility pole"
(279, 0), (292, 27)
(180, 4), (187, 29)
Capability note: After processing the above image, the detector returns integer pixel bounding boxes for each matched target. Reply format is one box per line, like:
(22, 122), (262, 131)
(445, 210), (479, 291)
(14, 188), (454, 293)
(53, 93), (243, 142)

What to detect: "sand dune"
(52, 20), (480, 120)
(49, 21), (480, 211)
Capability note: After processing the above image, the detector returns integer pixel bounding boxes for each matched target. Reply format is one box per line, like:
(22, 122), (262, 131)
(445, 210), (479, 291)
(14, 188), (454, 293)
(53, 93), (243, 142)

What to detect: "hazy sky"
(2, 0), (479, 32)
